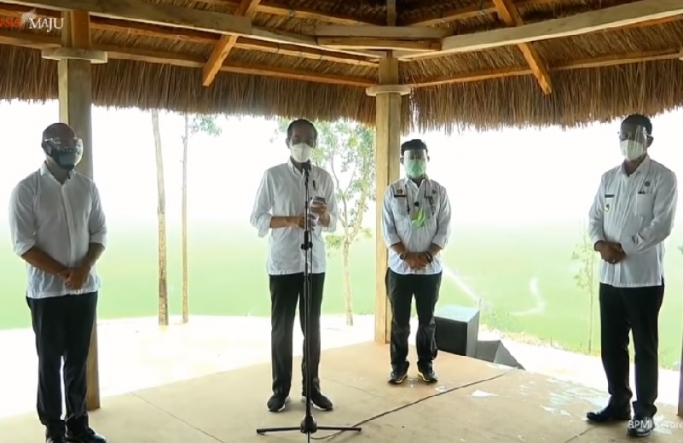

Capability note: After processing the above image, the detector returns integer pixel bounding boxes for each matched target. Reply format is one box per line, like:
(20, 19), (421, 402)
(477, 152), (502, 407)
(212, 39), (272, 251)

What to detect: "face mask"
(43, 138), (83, 171)
(404, 158), (426, 178)
(290, 143), (313, 163)
(620, 140), (645, 161)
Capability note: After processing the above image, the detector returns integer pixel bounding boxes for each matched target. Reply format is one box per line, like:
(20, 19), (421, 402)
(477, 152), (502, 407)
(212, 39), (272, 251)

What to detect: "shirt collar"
(40, 162), (71, 183)
(403, 176), (428, 189)
(620, 155), (651, 176)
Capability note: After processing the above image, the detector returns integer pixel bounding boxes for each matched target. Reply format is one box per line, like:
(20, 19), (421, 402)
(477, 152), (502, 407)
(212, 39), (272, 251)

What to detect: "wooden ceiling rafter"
(2, 0), (681, 66)
(401, 0), (557, 27)
(202, 0), (261, 86)
(0, 0), (385, 58)
(397, 0), (683, 60)
(0, 3), (379, 66)
(491, 0), (552, 94)
(0, 0), (681, 92)
(194, 0), (385, 25)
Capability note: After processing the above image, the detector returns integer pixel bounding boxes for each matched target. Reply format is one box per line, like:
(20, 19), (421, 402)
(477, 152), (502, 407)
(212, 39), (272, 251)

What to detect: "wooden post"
(367, 57), (410, 344)
(44, 10), (108, 411)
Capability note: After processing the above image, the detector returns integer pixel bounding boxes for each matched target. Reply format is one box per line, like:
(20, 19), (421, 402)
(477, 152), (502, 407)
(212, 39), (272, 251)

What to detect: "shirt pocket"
(634, 193), (655, 217)
(392, 197), (410, 224)
(603, 194), (614, 214)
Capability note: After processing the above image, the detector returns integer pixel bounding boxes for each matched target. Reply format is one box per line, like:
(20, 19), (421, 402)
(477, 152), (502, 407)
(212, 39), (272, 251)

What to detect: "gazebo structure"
(0, 0), (682, 437)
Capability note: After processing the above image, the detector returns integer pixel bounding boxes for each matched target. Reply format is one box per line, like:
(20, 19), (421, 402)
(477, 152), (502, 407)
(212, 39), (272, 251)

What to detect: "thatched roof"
(0, 0), (682, 130)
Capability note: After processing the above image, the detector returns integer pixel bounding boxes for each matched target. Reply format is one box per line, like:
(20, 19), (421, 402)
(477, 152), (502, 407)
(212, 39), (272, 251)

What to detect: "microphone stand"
(256, 163), (362, 441)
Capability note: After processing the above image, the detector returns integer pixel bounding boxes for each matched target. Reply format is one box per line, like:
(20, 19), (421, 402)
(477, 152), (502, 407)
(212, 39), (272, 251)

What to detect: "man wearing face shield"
(8, 123), (107, 443)
(250, 119), (338, 413)
(587, 114), (677, 437)
(381, 139), (452, 385)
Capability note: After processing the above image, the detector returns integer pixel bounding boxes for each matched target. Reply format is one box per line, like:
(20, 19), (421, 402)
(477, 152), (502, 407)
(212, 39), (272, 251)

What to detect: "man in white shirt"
(381, 139), (452, 385)
(250, 119), (338, 413)
(9, 123), (107, 443)
(586, 114), (677, 438)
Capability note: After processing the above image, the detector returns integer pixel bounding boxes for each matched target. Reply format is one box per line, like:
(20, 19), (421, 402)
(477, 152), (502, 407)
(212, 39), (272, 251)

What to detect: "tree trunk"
(587, 254), (595, 353)
(151, 109), (168, 327)
(181, 115), (189, 324)
(342, 240), (354, 326)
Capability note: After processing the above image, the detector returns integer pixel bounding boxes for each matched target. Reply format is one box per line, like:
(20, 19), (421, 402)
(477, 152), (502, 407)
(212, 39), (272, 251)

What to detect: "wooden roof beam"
(202, 0), (261, 87)
(492, 0), (552, 94)
(255, 1), (383, 25)
(0, 3), (379, 66)
(0, 0), (384, 59)
(402, 0), (556, 27)
(318, 38), (440, 52)
(1, 0), (253, 34)
(313, 25), (451, 40)
(401, 0), (683, 60)
(195, 0), (383, 25)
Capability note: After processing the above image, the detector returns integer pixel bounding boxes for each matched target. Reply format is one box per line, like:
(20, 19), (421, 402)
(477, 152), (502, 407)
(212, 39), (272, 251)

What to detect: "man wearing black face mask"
(8, 123), (107, 443)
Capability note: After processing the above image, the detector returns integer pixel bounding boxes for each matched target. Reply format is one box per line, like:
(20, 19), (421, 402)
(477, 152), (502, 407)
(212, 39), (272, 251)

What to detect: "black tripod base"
(256, 415), (362, 435)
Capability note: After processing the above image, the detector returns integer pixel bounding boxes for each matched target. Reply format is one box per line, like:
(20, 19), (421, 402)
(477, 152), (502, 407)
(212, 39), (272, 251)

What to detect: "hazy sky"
(0, 101), (680, 227)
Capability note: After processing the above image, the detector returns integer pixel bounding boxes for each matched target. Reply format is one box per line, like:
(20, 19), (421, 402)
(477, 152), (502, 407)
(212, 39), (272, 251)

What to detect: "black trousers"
(269, 273), (325, 396)
(386, 269), (442, 370)
(27, 292), (98, 435)
(599, 283), (664, 417)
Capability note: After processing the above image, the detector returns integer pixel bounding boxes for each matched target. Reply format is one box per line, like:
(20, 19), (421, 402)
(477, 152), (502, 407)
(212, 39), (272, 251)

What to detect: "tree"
(151, 109), (168, 326)
(180, 114), (221, 324)
(277, 119), (375, 326)
(570, 224), (598, 353)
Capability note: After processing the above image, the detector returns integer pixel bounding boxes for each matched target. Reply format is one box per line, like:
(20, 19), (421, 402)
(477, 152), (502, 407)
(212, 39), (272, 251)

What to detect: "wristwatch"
(399, 252), (407, 260)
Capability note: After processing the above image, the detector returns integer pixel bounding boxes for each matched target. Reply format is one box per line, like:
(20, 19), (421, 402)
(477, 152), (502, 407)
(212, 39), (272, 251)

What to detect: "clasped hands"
(288, 200), (328, 228)
(58, 264), (91, 290)
(596, 241), (625, 264)
(404, 252), (430, 270)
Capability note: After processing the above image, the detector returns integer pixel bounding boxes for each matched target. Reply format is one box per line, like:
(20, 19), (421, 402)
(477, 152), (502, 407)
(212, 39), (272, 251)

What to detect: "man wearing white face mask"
(381, 139), (452, 385)
(587, 114), (677, 437)
(250, 119), (338, 413)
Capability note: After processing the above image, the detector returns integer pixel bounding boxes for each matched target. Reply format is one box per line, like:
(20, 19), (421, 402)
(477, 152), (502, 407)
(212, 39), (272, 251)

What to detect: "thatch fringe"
(411, 60), (683, 132)
(1, 46), (682, 133)
(0, 45), (410, 130)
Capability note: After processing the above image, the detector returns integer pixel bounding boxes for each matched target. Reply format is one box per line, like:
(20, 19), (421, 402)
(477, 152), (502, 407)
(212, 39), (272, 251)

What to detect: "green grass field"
(0, 222), (681, 368)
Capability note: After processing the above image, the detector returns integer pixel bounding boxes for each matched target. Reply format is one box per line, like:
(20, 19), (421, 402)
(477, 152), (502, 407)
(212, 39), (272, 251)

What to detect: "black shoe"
(301, 392), (333, 411)
(65, 427), (106, 443)
(46, 436), (66, 443)
(586, 405), (632, 423)
(417, 366), (438, 384)
(388, 367), (408, 384)
(628, 415), (655, 437)
(267, 394), (290, 412)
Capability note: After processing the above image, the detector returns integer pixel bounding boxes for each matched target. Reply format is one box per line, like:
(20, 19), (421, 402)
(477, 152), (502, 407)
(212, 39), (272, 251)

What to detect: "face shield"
(618, 125), (649, 161)
(43, 137), (84, 170)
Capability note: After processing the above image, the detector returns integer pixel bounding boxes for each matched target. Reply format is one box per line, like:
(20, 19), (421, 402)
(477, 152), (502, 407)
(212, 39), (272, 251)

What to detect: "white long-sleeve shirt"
(588, 156), (677, 288)
(9, 163), (107, 299)
(382, 177), (451, 275)
(250, 160), (337, 275)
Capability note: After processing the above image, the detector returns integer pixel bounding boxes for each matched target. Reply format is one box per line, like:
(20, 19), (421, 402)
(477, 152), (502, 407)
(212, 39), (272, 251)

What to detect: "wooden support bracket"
(365, 84), (411, 96)
(42, 47), (108, 63)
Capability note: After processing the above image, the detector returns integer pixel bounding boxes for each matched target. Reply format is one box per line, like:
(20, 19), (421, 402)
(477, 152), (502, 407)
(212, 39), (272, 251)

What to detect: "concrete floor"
(2, 341), (682, 442)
